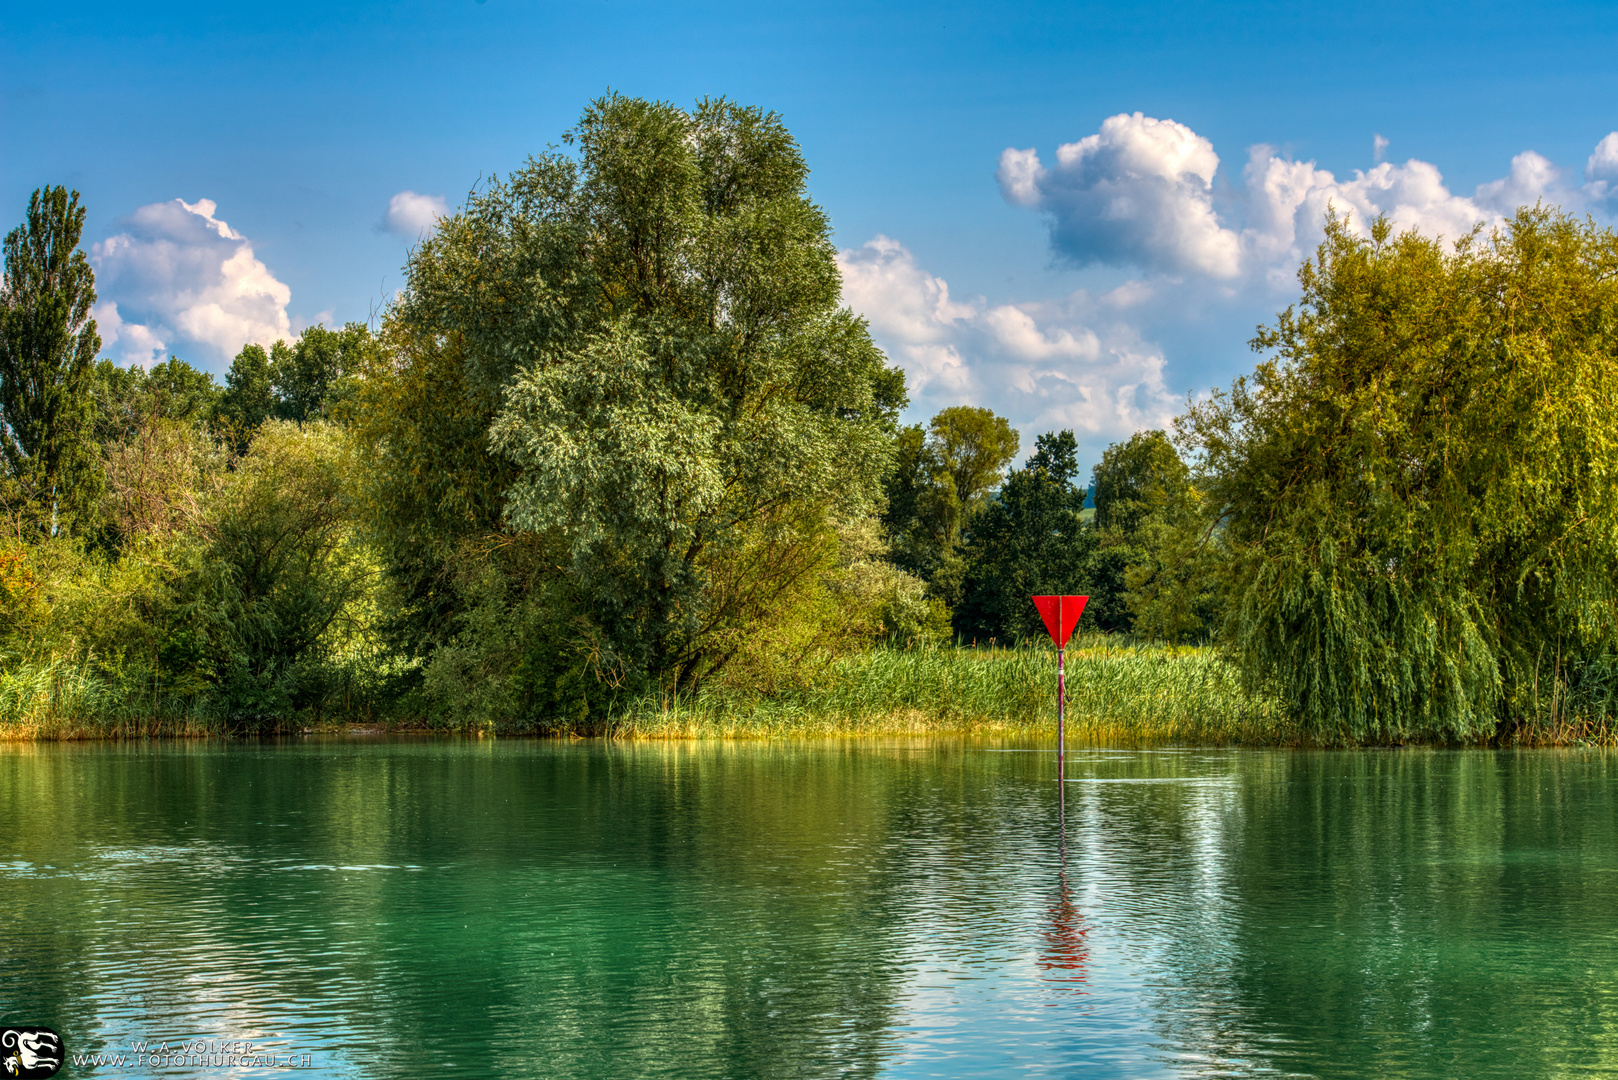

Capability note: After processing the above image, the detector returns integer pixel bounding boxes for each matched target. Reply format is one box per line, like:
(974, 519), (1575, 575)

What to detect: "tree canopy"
(1185, 209), (1618, 741)
(955, 430), (1093, 642)
(364, 93), (906, 694)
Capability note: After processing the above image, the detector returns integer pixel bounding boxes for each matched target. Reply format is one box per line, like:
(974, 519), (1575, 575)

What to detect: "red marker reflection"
(1039, 784), (1089, 995)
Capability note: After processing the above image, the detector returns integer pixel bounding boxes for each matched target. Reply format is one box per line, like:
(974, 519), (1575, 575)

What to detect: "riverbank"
(3, 639), (1610, 745)
(604, 640), (1288, 744)
(0, 640), (1287, 743)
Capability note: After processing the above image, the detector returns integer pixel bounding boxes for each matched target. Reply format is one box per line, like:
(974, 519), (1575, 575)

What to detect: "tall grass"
(0, 647), (416, 739)
(606, 637), (1291, 744)
(0, 655), (219, 739)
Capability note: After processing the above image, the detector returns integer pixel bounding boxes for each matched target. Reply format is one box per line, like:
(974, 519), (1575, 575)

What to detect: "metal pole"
(1057, 645), (1065, 786)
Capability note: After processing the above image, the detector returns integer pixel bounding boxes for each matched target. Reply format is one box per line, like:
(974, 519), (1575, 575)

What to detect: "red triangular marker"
(1032, 595), (1088, 648)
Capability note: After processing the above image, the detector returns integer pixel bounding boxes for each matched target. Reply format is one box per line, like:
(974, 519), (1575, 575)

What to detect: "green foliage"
(189, 422), (374, 726)
(926, 406), (1020, 544)
(881, 407), (1020, 613)
(1184, 209), (1618, 742)
(219, 343), (275, 437)
(271, 322), (374, 424)
(217, 324), (375, 444)
(383, 93), (905, 703)
(955, 430), (1094, 641)
(1093, 429), (1190, 533)
(347, 327), (514, 660)
(0, 187), (103, 533)
(92, 356), (220, 444)
(1084, 430), (1213, 638)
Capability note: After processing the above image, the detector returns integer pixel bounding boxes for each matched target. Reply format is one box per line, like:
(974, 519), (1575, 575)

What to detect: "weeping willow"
(1186, 209), (1618, 742)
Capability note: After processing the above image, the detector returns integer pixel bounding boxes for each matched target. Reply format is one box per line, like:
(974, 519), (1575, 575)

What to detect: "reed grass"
(9, 635), (1611, 746)
(0, 656), (220, 739)
(606, 637), (1292, 744)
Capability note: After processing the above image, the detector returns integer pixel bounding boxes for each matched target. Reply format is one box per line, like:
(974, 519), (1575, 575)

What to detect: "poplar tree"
(0, 186), (102, 531)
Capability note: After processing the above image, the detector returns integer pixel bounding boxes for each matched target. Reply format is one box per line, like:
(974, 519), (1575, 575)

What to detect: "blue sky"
(5, 0), (1618, 462)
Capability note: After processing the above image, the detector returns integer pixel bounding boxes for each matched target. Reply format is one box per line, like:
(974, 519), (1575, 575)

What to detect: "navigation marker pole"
(1032, 596), (1088, 790)
(1057, 644), (1065, 781)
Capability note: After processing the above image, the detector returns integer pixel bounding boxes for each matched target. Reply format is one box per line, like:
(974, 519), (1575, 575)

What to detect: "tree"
(0, 187), (102, 531)
(881, 407), (1019, 607)
(1092, 430), (1191, 534)
(926, 406), (1020, 545)
(955, 430), (1094, 641)
(93, 356), (220, 444)
(1086, 430), (1196, 633)
(219, 343), (275, 439)
(1184, 209), (1618, 742)
(189, 421), (371, 726)
(372, 94), (906, 695)
(271, 322), (374, 424)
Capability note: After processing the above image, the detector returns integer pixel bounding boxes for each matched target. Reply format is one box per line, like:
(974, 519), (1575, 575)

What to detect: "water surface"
(2, 739), (1616, 1077)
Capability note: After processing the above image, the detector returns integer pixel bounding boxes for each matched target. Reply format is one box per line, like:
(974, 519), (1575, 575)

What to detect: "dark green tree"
(1093, 429), (1191, 534)
(1086, 430), (1195, 632)
(881, 407), (1019, 607)
(219, 343), (275, 438)
(93, 356), (220, 444)
(144, 356), (220, 423)
(0, 186), (103, 531)
(271, 322), (374, 424)
(955, 430), (1094, 641)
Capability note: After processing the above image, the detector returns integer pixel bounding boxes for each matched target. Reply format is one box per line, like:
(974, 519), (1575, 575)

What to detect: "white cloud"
(835, 235), (977, 397)
(91, 198), (292, 369)
(838, 236), (1178, 455)
(383, 191), (449, 236)
(92, 300), (167, 368)
(1005, 115), (1618, 286)
(1585, 133), (1618, 203)
(997, 112), (1242, 279)
(1475, 151), (1559, 213)
(851, 123), (1618, 458)
(1243, 150), (1499, 271)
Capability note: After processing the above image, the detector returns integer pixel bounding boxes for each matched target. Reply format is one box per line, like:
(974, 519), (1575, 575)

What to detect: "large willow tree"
(360, 95), (904, 698)
(1185, 210), (1618, 742)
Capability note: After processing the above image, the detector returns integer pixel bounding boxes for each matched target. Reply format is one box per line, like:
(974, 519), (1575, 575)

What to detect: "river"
(2, 739), (1615, 1077)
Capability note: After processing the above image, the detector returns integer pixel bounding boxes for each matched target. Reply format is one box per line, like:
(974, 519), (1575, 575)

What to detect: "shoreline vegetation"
(3, 636), (1610, 746)
(7, 96), (1618, 749)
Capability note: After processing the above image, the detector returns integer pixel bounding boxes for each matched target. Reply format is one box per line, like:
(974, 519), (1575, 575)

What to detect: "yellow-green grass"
(0, 657), (218, 739)
(606, 638), (1292, 744)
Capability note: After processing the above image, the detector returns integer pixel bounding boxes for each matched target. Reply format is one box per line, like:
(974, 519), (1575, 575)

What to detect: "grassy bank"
(605, 638), (1290, 744)
(0, 638), (1283, 742)
(6, 637), (1614, 746)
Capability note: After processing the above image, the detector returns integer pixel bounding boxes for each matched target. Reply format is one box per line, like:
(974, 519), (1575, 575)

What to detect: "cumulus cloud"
(92, 198), (292, 369)
(90, 300), (167, 368)
(1242, 150), (1501, 275)
(383, 191), (449, 236)
(1004, 114), (1618, 285)
(838, 236), (1178, 454)
(998, 113), (1241, 279)
(854, 121), (1618, 456)
(1585, 133), (1618, 203)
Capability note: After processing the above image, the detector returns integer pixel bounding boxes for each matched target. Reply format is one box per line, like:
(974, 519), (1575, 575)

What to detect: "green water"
(3, 740), (1617, 1078)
